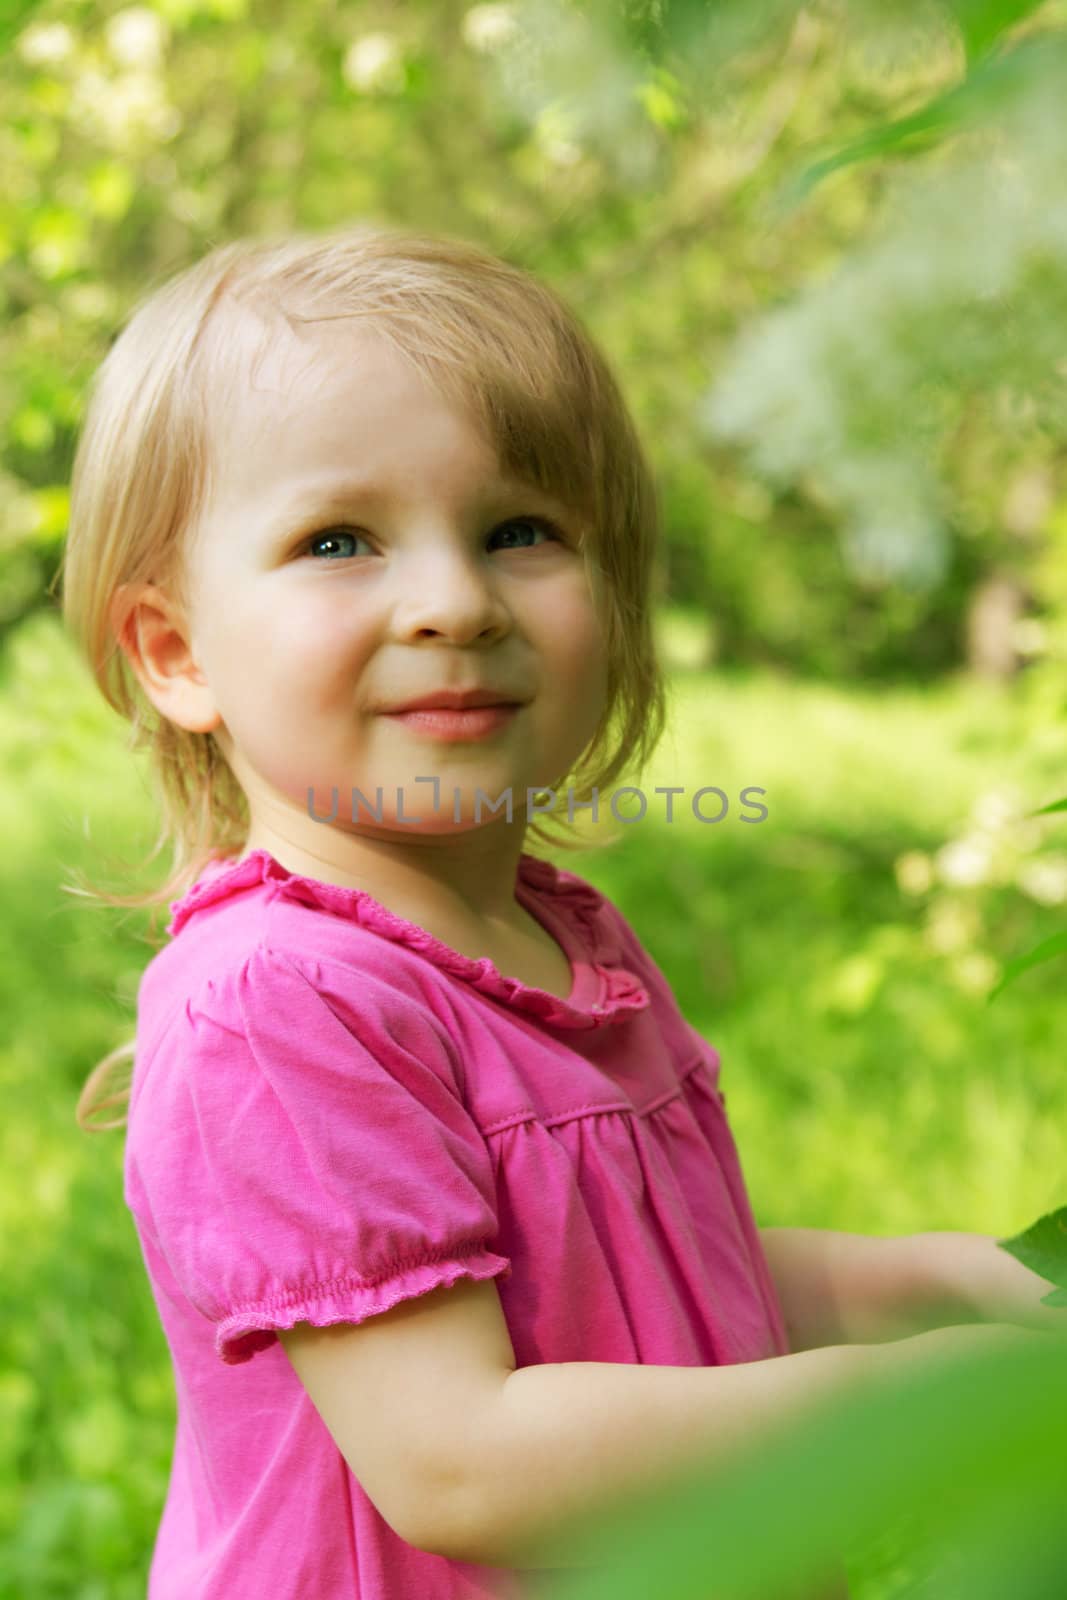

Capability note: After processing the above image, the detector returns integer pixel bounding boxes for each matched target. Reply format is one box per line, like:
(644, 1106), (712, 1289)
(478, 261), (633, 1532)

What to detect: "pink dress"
(124, 848), (790, 1598)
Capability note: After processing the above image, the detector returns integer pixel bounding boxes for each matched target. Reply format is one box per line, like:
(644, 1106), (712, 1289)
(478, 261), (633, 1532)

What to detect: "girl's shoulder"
(133, 855), (460, 1086)
(137, 929), (449, 1060)
(128, 931), (470, 1150)
(141, 848), (443, 1002)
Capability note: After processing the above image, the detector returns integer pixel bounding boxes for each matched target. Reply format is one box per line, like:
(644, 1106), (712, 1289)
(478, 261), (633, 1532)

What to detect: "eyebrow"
(271, 474), (570, 527)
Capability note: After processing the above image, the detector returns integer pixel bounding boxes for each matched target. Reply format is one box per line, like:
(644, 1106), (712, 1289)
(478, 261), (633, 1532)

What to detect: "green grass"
(568, 662), (1067, 1239)
(3, 608), (1066, 1597)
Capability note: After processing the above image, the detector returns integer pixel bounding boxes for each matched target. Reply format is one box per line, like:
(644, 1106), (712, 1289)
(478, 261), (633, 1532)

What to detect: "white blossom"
(936, 836), (994, 888)
(105, 7), (168, 71)
(16, 22), (75, 66)
(894, 850), (933, 897)
(1016, 856), (1067, 907)
(462, 3), (520, 53)
(343, 33), (404, 94)
(950, 952), (999, 996)
(970, 788), (1021, 833)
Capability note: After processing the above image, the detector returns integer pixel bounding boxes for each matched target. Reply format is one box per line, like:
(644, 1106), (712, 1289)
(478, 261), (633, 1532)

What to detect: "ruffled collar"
(167, 847), (650, 1030)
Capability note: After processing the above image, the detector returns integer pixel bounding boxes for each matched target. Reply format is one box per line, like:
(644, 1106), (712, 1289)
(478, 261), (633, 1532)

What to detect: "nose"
(390, 542), (511, 645)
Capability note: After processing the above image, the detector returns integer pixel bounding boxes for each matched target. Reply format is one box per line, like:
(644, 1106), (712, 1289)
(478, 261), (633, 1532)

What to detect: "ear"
(110, 582), (222, 734)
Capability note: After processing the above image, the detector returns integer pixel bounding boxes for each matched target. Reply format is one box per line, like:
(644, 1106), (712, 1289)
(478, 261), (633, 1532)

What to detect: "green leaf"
(1030, 796), (1067, 818)
(986, 928), (1067, 1003)
(996, 1206), (1067, 1294)
(774, 99), (958, 213)
(774, 32), (1066, 214)
(947, 0), (1048, 65)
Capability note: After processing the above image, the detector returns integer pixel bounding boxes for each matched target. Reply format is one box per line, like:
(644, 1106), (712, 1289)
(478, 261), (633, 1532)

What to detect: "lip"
(382, 688), (526, 713)
(382, 704), (521, 741)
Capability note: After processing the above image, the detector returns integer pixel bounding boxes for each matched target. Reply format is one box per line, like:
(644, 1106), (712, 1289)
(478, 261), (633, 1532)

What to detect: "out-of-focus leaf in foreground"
(526, 1329), (1067, 1600)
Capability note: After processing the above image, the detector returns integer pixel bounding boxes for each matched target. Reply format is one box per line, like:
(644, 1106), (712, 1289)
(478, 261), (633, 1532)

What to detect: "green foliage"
(5, 0), (1067, 678)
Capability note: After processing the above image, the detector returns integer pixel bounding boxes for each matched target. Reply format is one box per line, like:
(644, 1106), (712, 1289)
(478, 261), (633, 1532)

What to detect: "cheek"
(550, 590), (609, 703)
(217, 592), (373, 698)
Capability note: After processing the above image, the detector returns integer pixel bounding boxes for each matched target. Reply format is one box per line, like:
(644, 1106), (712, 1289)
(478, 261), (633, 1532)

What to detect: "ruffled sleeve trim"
(167, 849), (651, 1031)
(215, 1244), (513, 1365)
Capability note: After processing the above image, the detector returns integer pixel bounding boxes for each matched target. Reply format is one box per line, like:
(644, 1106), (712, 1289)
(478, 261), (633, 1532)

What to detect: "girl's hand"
(938, 1231), (1067, 1338)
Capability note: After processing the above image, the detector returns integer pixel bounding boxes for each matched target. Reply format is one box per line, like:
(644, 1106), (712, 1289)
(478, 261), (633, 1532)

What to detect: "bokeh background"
(3, 1), (1067, 1594)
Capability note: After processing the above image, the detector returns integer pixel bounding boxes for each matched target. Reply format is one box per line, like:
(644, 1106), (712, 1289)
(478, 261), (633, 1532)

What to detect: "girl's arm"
(280, 1263), (1040, 1580)
(758, 1226), (1066, 1351)
(458, 1320), (1035, 1573)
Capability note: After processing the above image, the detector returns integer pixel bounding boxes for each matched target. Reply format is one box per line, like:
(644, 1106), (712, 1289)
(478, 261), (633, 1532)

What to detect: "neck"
(239, 807), (537, 928)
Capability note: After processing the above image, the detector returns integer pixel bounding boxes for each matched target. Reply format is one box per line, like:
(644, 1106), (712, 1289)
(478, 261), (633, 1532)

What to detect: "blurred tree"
(3, 0), (1067, 683)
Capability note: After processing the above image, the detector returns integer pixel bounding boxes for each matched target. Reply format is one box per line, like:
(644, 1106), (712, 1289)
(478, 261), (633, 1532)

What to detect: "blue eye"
(306, 529), (367, 560)
(488, 517), (560, 551)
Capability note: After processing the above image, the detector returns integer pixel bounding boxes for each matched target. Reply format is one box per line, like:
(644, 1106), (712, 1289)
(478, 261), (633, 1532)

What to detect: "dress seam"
(479, 1055), (711, 1137)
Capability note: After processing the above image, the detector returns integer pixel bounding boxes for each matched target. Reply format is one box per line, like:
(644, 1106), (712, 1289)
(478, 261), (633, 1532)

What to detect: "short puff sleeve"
(125, 946), (512, 1364)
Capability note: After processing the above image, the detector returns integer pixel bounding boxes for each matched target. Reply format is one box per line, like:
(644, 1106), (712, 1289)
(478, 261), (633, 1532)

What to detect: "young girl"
(61, 223), (1051, 1600)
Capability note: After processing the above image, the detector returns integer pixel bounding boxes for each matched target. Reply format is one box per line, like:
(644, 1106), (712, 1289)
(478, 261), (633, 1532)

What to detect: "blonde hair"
(59, 221), (668, 1131)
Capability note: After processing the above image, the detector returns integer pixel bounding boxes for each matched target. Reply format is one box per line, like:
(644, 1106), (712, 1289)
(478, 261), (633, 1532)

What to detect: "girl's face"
(166, 317), (609, 847)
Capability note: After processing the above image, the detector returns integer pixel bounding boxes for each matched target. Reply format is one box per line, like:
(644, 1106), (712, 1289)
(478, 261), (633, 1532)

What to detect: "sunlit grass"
(568, 645), (1067, 1240)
